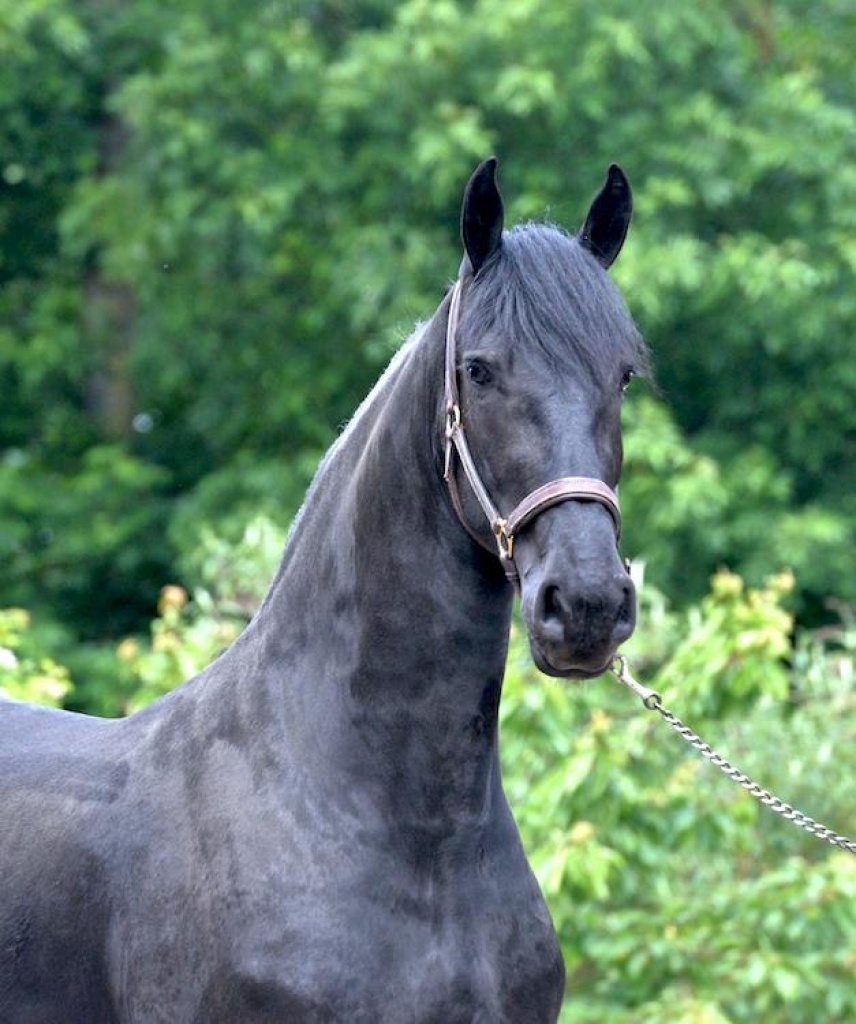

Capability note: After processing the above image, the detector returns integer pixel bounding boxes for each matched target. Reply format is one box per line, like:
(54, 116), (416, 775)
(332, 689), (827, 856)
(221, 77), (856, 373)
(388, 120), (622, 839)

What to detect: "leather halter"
(443, 278), (622, 583)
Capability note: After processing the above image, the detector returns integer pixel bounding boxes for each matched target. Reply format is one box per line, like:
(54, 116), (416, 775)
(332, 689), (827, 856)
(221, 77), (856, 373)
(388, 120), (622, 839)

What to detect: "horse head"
(444, 158), (648, 679)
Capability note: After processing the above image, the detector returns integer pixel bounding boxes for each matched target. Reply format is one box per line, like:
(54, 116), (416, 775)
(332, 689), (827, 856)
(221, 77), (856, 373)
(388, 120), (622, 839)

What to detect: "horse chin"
(528, 639), (615, 681)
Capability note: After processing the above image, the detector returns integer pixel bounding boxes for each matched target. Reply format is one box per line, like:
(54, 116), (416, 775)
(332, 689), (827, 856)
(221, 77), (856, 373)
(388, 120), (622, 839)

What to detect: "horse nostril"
(537, 576), (634, 634)
(541, 584), (565, 625)
(534, 583), (570, 645)
(613, 575), (637, 644)
(617, 576), (635, 622)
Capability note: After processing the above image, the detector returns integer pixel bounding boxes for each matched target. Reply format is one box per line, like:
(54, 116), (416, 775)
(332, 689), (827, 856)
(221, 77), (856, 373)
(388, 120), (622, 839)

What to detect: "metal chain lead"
(611, 656), (856, 856)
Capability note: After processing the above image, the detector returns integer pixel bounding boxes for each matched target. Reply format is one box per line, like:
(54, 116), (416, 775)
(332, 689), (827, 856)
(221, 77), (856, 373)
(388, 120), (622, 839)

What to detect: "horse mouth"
(528, 638), (616, 680)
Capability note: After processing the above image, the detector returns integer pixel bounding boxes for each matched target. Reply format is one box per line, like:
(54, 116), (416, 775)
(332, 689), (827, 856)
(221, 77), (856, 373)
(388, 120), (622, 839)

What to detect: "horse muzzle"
(520, 545), (636, 680)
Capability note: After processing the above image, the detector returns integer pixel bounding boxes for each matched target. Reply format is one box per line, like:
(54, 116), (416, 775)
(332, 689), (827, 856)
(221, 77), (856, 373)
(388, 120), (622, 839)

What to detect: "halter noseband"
(443, 278), (622, 583)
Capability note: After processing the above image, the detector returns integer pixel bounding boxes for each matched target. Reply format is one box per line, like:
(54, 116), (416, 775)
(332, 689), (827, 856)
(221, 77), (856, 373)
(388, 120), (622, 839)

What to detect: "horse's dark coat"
(0, 161), (646, 1023)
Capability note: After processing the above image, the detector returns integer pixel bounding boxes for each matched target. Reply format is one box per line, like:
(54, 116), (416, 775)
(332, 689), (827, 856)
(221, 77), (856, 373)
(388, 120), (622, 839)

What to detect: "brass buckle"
(446, 402), (461, 439)
(494, 519), (514, 561)
(444, 403), (461, 480)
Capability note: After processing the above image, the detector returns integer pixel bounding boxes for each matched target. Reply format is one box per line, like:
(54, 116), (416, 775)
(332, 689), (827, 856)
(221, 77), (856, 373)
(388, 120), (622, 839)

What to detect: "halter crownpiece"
(443, 278), (623, 582)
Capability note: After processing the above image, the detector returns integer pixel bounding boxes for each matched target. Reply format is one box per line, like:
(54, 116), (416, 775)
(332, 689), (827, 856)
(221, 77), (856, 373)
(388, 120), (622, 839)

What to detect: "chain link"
(611, 656), (856, 856)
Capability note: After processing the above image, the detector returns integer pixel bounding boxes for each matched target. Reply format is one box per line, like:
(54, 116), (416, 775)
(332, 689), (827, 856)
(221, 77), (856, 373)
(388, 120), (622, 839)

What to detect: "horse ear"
(460, 157), (504, 277)
(579, 164), (632, 269)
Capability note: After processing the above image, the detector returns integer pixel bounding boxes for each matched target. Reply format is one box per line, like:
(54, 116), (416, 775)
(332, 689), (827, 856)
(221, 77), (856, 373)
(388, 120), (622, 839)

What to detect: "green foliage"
(0, 608), (72, 706)
(0, 444), (170, 637)
(3, 0), (856, 670)
(116, 583), (239, 712)
(501, 570), (856, 1022)
(117, 516), (284, 711)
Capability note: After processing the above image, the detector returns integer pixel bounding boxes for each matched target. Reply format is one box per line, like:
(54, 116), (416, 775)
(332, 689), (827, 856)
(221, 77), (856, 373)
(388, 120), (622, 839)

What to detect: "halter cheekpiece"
(443, 277), (623, 584)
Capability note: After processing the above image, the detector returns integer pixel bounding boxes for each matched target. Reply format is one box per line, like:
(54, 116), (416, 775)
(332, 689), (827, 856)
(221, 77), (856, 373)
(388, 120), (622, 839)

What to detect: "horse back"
(0, 700), (130, 1022)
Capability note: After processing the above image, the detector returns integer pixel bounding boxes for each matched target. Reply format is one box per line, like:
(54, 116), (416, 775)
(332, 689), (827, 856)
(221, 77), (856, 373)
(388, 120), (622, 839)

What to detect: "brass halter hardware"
(442, 277), (623, 582)
(493, 520), (514, 562)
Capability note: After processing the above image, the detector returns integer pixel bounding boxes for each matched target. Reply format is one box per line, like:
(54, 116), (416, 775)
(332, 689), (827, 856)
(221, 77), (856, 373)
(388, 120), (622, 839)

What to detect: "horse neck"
(249, 305), (515, 837)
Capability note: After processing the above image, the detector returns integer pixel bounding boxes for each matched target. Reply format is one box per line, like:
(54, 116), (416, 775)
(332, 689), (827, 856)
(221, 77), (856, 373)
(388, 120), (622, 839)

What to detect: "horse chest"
(196, 850), (564, 1023)
(106, 782), (563, 1023)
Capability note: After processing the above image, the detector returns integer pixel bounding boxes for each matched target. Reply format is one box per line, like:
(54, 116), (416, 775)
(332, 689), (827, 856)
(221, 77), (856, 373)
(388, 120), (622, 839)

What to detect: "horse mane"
(283, 323), (428, 547)
(461, 223), (651, 382)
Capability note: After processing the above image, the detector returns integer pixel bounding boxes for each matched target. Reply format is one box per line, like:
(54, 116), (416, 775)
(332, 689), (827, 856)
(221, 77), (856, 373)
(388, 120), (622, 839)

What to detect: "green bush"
(0, 607), (72, 706)
(4, 0), (856, 660)
(117, 516), (284, 711)
(501, 570), (856, 1022)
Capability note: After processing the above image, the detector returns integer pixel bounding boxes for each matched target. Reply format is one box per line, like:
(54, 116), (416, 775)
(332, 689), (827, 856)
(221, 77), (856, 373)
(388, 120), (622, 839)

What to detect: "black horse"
(0, 159), (648, 1023)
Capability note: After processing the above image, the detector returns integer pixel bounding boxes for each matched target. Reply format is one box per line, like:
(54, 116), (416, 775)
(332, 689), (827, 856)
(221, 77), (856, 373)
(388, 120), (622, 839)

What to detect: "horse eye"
(465, 359), (492, 386)
(620, 368), (635, 394)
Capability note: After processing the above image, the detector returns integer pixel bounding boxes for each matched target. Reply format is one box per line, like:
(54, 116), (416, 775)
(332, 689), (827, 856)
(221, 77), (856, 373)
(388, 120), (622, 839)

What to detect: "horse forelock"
(462, 223), (651, 383)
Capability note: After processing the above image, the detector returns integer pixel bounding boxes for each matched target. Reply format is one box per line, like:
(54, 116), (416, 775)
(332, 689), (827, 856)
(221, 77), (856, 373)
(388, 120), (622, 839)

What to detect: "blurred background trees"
(2, 0), (856, 1017)
(3, 0), (856, 667)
